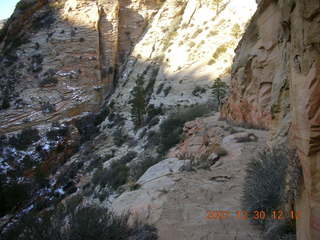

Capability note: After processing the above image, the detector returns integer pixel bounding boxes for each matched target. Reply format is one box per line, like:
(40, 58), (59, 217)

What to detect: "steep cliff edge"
(221, 0), (320, 239)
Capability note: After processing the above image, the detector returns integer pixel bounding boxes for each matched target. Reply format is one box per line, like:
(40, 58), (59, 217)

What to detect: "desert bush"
(120, 151), (138, 164)
(158, 105), (211, 153)
(2, 205), (158, 240)
(112, 129), (129, 147)
(242, 148), (288, 222)
(242, 146), (301, 239)
(46, 124), (68, 141)
(39, 76), (58, 87)
(192, 86), (206, 97)
(145, 104), (163, 123)
(163, 86), (172, 97)
(92, 159), (129, 191)
(75, 109), (109, 143)
(8, 127), (40, 150)
(130, 221), (158, 240)
(146, 130), (161, 148)
(263, 219), (296, 240)
(1, 88), (11, 109)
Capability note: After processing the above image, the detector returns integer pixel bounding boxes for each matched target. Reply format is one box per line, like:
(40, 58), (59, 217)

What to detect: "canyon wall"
(0, 0), (163, 135)
(221, 0), (320, 239)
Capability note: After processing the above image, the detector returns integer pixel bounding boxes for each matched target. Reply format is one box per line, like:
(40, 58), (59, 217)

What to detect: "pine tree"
(130, 78), (146, 128)
(211, 78), (228, 108)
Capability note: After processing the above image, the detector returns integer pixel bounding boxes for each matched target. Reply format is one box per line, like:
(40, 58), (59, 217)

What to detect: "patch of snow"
(22, 204), (34, 214)
(56, 70), (77, 77)
(55, 187), (65, 195)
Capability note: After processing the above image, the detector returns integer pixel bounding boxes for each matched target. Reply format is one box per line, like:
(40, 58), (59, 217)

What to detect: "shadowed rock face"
(0, 0), (163, 135)
(222, 0), (320, 239)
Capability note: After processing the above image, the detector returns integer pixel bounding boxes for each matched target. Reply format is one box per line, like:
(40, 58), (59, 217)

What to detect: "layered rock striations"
(221, 0), (320, 239)
(0, 0), (163, 135)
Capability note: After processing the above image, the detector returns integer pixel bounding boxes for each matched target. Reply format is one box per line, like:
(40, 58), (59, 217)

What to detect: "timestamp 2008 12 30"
(206, 210), (300, 220)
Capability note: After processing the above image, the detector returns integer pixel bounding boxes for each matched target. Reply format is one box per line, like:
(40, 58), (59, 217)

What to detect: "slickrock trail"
(113, 115), (268, 240)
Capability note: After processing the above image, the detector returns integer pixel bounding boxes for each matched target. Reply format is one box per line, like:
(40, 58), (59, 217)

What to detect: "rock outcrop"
(221, 0), (320, 239)
(112, 115), (268, 240)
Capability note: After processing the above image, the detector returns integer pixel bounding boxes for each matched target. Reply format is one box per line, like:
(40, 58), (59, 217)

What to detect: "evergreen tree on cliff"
(211, 78), (228, 108)
(130, 78), (146, 128)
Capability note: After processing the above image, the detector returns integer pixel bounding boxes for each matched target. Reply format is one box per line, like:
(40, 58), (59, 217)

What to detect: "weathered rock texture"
(112, 115), (267, 240)
(0, 0), (163, 134)
(221, 0), (320, 239)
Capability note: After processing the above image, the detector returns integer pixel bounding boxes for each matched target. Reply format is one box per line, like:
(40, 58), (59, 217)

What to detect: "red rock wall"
(222, 0), (320, 239)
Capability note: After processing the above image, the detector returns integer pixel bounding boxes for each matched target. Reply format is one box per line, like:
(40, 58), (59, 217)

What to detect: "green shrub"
(158, 105), (211, 153)
(92, 159), (129, 191)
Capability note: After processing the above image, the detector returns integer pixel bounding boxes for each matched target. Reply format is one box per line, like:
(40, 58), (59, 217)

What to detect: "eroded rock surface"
(112, 115), (267, 240)
(221, 0), (320, 239)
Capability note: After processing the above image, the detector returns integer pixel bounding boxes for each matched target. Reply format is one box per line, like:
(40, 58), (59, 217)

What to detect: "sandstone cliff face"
(221, 0), (320, 239)
(109, 0), (256, 116)
(0, 0), (163, 135)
